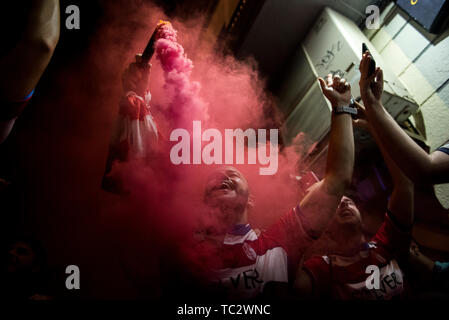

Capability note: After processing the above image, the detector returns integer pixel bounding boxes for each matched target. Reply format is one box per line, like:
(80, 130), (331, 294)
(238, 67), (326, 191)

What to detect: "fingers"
(318, 77), (327, 92)
(375, 67), (383, 84)
(321, 74), (351, 93)
(333, 75), (341, 88)
(123, 56), (152, 95)
(359, 53), (365, 73)
(360, 53), (372, 80)
(129, 61), (150, 80)
(129, 62), (139, 74)
(336, 77), (343, 91)
(338, 78), (347, 91)
(135, 53), (152, 71)
(367, 66), (378, 84)
(342, 82), (351, 95)
(125, 62), (141, 80)
(335, 77), (350, 93)
(326, 74), (333, 87)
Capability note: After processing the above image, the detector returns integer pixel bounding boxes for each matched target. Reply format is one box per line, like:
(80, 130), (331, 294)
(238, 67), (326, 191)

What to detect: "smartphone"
(362, 43), (376, 77)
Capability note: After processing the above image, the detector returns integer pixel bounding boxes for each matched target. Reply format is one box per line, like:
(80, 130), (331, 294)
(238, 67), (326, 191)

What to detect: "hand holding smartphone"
(362, 43), (376, 77)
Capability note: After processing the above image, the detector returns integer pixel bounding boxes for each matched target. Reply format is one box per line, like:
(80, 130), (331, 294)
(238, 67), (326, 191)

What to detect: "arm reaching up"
(291, 74), (355, 297)
(297, 74), (355, 239)
(0, 0), (60, 100)
(359, 52), (449, 184)
(354, 99), (414, 227)
(0, 0), (60, 143)
(102, 54), (158, 193)
(379, 132), (414, 229)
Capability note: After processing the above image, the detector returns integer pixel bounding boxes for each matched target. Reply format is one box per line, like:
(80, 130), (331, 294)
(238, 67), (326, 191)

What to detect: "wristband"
(333, 98), (357, 116)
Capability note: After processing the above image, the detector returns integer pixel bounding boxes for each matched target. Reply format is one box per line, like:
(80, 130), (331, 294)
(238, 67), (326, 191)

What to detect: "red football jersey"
(213, 205), (315, 299)
(304, 212), (411, 300)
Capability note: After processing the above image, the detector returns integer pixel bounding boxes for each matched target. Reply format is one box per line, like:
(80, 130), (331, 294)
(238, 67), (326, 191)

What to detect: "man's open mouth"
(339, 209), (354, 218)
(211, 179), (234, 192)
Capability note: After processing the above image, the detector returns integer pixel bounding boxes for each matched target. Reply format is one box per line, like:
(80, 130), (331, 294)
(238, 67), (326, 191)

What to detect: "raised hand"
(359, 52), (384, 108)
(122, 54), (151, 97)
(318, 74), (352, 108)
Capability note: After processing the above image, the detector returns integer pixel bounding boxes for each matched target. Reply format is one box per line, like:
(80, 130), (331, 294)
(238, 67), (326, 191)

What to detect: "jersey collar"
(228, 224), (252, 236)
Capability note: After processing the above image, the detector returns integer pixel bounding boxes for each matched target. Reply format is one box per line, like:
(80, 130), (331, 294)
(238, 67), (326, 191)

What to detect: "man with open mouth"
(296, 65), (414, 300)
(192, 74), (356, 299)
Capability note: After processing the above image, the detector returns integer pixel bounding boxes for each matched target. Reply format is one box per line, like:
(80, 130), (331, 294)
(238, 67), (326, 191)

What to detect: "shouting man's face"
(334, 196), (362, 227)
(204, 167), (250, 225)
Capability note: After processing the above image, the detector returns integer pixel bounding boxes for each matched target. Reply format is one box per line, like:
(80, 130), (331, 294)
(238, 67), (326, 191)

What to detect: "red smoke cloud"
(8, 1), (311, 298)
(99, 6), (309, 295)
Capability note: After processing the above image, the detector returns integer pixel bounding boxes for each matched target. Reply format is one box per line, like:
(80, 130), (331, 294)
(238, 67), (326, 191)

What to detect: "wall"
(364, 2), (449, 208)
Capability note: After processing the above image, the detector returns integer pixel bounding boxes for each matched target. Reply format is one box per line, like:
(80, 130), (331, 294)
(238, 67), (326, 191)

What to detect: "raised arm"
(359, 52), (449, 185)
(298, 74), (355, 238)
(293, 75), (355, 297)
(320, 75), (355, 196)
(354, 92), (414, 228)
(374, 120), (414, 228)
(0, 0), (60, 101)
(0, 0), (60, 143)
(102, 54), (153, 193)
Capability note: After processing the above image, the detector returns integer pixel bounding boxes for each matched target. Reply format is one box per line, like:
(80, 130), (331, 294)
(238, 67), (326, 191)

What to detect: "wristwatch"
(333, 97), (358, 116)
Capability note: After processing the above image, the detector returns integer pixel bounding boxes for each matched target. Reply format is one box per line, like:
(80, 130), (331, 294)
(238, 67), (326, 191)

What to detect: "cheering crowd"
(1, 0), (448, 300)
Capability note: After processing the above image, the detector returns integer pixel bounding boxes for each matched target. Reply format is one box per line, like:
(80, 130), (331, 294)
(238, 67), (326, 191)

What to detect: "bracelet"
(333, 98), (357, 116)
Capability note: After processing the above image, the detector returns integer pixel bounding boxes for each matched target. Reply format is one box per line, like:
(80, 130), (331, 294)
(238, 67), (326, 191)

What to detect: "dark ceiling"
(233, 0), (384, 81)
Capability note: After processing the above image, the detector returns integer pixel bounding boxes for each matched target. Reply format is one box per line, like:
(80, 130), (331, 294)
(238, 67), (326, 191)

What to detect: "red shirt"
(196, 205), (315, 299)
(303, 212), (412, 300)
